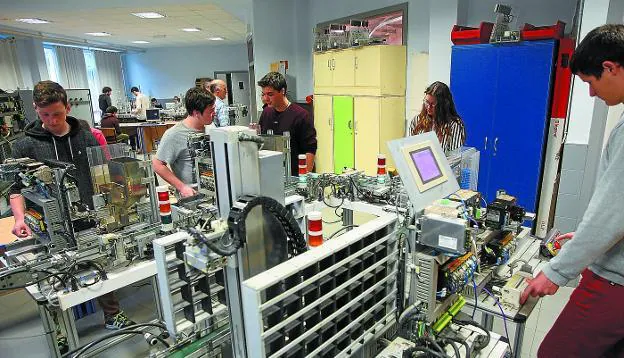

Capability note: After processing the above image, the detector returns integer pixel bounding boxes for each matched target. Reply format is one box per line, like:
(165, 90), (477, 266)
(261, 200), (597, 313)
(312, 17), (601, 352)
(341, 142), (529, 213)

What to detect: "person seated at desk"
(152, 87), (215, 198)
(101, 106), (130, 143)
(150, 97), (163, 109)
(409, 81), (466, 155)
(10, 81), (135, 332)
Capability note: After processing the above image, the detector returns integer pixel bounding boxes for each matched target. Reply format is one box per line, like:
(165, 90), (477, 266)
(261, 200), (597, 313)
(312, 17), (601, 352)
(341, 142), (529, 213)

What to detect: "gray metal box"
(419, 214), (467, 254)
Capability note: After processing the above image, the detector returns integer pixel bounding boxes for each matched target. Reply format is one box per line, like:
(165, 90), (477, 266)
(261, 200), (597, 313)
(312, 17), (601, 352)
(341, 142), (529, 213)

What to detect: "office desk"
(0, 216), (16, 245)
(119, 121), (177, 153)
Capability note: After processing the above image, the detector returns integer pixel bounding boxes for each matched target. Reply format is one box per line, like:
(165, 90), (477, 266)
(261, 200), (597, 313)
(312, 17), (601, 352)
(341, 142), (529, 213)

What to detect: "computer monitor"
(146, 109), (160, 120)
(165, 102), (176, 110)
(388, 132), (459, 212)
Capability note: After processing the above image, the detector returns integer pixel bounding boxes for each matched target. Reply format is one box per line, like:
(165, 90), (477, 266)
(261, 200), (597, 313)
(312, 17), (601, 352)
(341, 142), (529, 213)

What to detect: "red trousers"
(539, 269), (624, 358)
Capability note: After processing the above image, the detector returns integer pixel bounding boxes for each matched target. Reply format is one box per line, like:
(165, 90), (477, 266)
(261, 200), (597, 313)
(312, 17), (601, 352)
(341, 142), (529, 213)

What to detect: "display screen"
(409, 147), (443, 184)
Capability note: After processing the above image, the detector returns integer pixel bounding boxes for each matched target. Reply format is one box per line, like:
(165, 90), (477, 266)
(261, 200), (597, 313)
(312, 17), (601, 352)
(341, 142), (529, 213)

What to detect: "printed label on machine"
(438, 235), (458, 250)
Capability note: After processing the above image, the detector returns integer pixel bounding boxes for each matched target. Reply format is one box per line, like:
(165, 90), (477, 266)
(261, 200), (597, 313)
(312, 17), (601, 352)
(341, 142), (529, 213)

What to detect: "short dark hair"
(184, 87), (215, 115)
(151, 97), (158, 102)
(102, 86), (112, 93)
(258, 72), (287, 92)
(105, 106), (118, 114)
(130, 86), (139, 93)
(570, 24), (624, 78)
(33, 81), (68, 107)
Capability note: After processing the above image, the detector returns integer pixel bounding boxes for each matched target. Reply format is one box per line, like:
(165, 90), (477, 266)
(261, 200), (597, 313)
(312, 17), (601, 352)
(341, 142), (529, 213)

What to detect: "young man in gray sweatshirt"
(521, 24), (624, 356)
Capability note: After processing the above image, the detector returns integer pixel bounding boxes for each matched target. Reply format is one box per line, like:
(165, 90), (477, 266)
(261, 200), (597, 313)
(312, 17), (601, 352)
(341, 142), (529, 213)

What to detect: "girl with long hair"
(409, 81), (466, 154)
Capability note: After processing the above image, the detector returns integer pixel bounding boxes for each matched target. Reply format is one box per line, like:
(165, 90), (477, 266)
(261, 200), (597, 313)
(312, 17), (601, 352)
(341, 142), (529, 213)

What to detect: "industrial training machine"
(0, 127), (541, 357)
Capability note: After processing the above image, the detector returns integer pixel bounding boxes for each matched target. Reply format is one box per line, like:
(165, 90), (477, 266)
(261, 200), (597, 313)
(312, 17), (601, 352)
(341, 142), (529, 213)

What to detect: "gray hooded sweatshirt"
(543, 115), (624, 286)
(11, 116), (99, 207)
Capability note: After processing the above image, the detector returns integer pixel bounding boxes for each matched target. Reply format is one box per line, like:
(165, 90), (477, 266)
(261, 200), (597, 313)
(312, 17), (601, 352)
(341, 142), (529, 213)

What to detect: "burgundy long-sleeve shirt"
(259, 103), (317, 176)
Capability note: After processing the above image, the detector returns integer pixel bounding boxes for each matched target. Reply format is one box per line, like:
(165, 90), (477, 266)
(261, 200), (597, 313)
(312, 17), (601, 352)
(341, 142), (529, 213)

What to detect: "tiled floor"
(0, 281), (160, 358)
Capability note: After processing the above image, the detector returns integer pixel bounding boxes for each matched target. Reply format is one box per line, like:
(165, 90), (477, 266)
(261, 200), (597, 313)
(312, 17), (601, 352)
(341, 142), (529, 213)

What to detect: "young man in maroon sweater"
(258, 72), (317, 175)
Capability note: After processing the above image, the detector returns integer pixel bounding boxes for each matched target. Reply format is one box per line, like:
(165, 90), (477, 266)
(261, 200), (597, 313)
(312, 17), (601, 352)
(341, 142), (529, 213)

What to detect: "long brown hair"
(410, 81), (465, 146)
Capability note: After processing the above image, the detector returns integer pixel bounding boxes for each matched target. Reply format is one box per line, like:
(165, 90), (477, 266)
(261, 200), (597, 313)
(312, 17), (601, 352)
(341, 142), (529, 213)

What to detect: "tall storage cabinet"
(313, 45), (406, 175)
(450, 40), (557, 212)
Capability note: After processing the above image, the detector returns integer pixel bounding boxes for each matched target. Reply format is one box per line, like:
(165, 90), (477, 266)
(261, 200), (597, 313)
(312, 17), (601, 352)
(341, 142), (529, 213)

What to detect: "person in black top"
(150, 97), (163, 109)
(258, 72), (317, 175)
(98, 86), (112, 118)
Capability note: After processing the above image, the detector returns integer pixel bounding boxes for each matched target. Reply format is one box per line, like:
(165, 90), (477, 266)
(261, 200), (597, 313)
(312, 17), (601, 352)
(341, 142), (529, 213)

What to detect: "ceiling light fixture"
(182, 28), (201, 32)
(15, 18), (50, 24)
(208, 37), (224, 41)
(132, 40), (151, 44)
(131, 12), (166, 19)
(85, 32), (112, 37)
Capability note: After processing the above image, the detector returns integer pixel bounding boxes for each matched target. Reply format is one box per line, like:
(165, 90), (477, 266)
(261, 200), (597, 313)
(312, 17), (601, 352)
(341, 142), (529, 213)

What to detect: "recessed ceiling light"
(131, 12), (165, 19)
(132, 40), (150, 44)
(85, 32), (112, 37)
(181, 28), (201, 32)
(15, 18), (50, 24)
(208, 37), (224, 41)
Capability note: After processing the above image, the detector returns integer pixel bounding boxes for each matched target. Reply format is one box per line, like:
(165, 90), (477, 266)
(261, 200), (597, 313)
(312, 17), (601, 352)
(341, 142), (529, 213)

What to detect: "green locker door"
(333, 96), (354, 173)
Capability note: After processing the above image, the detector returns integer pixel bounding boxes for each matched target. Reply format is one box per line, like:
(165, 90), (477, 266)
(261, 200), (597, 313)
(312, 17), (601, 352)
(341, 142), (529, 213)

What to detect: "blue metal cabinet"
(450, 40), (557, 212)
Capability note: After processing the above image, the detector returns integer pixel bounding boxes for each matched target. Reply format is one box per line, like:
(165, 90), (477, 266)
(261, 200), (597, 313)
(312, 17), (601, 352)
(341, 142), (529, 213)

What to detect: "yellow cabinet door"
(354, 97), (380, 176)
(379, 97), (406, 169)
(331, 49), (355, 87)
(313, 52), (333, 89)
(313, 95), (334, 174)
(354, 46), (381, 88)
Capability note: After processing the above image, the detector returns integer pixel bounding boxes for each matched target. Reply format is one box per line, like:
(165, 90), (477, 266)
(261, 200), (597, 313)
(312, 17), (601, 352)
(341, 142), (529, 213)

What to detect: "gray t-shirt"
(155, 122), (199, 186)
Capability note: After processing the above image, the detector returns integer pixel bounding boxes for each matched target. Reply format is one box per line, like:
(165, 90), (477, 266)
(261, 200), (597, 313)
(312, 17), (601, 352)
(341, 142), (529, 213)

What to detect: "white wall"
(251, 0), (299, 102)
(464, 0), (578, 32)
(123, 44), (248, 99)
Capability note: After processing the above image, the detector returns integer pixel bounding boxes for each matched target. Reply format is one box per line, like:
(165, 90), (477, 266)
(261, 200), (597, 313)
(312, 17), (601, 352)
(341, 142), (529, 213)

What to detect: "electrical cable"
(452, 318), (490, 352)
(471, 275), (478, 319)
(481, 286), (512, 356)
(443, 339), (461, 358)
(61, 323), (168, 358)
(326, 224), (359, 241)
(405, 346), (449, 358)
(442, 336), (470, 358)
(227, 195), (308, 257)
(70, 330), (148, 358)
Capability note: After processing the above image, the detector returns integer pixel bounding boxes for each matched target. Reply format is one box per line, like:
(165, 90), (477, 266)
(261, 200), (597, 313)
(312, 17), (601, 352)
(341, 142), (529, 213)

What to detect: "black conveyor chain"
(228, 195), (308, 257)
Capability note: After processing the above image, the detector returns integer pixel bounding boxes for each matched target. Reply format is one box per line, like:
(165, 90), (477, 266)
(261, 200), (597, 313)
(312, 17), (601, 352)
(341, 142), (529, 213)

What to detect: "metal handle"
(327, 59), (331, 69)
(484, 136), (488, 150)
(354, 56), (358, 69)
(328, 117), (333, 128)
(494, 137), (498, 152)
(332, 58), (336, 70)
(348, 120), (352, 129)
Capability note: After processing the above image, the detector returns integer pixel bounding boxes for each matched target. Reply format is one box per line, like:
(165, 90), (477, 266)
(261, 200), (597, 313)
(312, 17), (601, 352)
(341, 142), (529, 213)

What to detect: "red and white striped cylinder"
(307, 211), (323, 247)
(298, 154), (308, 188)
(377, 154), (387, 184)
(156, 185), (173, 232)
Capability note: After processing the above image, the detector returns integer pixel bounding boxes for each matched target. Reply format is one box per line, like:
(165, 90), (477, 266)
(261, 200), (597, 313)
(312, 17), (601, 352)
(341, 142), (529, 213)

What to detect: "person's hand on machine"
(520, 271), (559, 304)
(12, 219), (32, 238)
(177, 184), (197, 198)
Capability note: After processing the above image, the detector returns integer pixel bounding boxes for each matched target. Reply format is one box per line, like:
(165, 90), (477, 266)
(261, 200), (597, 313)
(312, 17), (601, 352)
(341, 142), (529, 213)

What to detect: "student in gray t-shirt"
(153, 87), (215, 197)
